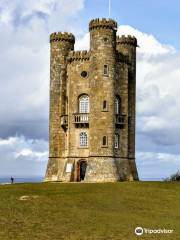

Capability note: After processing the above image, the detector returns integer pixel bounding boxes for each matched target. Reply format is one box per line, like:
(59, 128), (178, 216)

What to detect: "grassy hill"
(0, 182), (179, 240)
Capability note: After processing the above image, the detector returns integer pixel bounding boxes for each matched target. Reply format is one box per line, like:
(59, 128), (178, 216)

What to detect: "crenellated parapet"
(89, 18), (117, 31)
(116, 35), (137, 47)
(68, 50), (90, 62)
(50, 32), (75, 43)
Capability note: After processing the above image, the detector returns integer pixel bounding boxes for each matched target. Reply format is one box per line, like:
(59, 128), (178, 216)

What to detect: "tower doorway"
(77, 160), (87, 182)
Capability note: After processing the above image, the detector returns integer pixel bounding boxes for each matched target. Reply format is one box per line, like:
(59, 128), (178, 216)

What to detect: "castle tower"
(45, 18), (139, 182)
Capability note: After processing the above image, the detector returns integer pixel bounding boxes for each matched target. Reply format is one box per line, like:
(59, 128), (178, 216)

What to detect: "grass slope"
(0, 182), (179, 240)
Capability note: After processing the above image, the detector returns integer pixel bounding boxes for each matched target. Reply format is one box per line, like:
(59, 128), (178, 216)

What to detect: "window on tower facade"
(103, 37), (109, 43)
(79, 95), (89, 113)
(102, 100), (107, 111)
(115, 96), (121, 114)
(80, 132), (88, 147)
(102, 136), (108, 147)
(115, 133), (119, 149)
(103, 65), (109, 76)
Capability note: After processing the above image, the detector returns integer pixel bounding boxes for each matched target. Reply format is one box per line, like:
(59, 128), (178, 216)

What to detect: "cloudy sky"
(0, 0), (180, 180)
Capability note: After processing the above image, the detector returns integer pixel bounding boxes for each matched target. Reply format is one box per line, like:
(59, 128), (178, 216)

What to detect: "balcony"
(115, 114), (126, 126)
(60, 115), (68, 129)
(74, 113), (89, 127)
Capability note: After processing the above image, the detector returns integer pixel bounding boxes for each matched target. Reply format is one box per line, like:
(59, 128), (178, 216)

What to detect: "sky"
(0, 0), (180, 180)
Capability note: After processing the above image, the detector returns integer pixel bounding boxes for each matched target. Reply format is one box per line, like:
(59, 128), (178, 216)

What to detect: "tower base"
(45, 157), (138, 182)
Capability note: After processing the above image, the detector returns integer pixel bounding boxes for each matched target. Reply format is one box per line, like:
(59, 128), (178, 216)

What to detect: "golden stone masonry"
(45, 18), (139, 182)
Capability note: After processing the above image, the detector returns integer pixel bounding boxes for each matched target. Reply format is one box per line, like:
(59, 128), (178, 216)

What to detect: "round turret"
(89, 18), (117, 31)
(50, 32), (75, 44)
(116, 35), (137, 47)
(89, 18), (117, 51)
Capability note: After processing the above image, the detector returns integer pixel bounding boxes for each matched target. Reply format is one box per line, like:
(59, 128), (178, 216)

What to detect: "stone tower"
(45, 18), (139, 182)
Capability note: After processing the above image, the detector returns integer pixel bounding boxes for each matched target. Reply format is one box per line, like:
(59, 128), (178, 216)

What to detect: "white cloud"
(137, 151), (180, 165)
(0, 0), (85, 178)
(0, 136), (48, 176)
(0, 0), (86, 177)
(15, 148), (47, 160)
(117, 25), (175, 56)
(75, 33), (90, 50)
(117, 25), (180, 146)
(137, 151), (180, 180)
(0, 0), (84, 22)
(0, 0), (85, 139)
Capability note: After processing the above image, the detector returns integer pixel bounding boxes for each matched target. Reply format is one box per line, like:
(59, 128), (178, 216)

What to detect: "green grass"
(0, 182), (179, 240)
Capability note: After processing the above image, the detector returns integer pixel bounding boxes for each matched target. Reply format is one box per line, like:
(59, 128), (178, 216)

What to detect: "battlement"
(116, 35), (137, 46)
(68, 50), (90, 62)
(89, 18), (117, 31)
(50, 32), (75, 43)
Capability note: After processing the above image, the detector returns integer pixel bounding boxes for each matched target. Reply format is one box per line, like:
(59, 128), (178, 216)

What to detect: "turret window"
(103, 65), (109, 76)
(79, 95), (89, 113)
(115, 96), (121, 114)
(103, 100), (107, 111)
(103, 37), (109, 43)
(80, 132), (88, 147)
(102, 136), (108, 147)
(115, 133), (119, 149)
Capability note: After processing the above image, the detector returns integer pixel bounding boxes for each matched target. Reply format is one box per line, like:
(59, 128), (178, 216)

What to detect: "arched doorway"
(77, 160), (87, 182)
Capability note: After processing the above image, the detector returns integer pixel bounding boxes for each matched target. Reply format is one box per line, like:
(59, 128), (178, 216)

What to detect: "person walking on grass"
(10, 176), (14, 184)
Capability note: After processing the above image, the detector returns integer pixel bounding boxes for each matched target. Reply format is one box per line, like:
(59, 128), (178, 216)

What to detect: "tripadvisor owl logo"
(135, 227), (143, 236)
(135, 227), (174, 235)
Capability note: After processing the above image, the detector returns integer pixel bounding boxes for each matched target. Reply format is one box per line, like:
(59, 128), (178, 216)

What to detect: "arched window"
(80, 132), (88, 147)
(115, 96), (121, 114)
(79, 95), (89, 113)
(115, 133), (119, 149)
(102, 136), (108, 146)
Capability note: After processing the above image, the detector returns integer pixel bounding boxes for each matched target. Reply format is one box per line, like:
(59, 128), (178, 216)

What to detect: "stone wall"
(45, 18), (139, 182)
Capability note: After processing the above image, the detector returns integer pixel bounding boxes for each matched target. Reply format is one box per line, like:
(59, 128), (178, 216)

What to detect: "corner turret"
(50, 32), (75, 44)
(46, 31), (75, 181)
(116, 35), (137, 47)
(116, 34), (138, 180)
